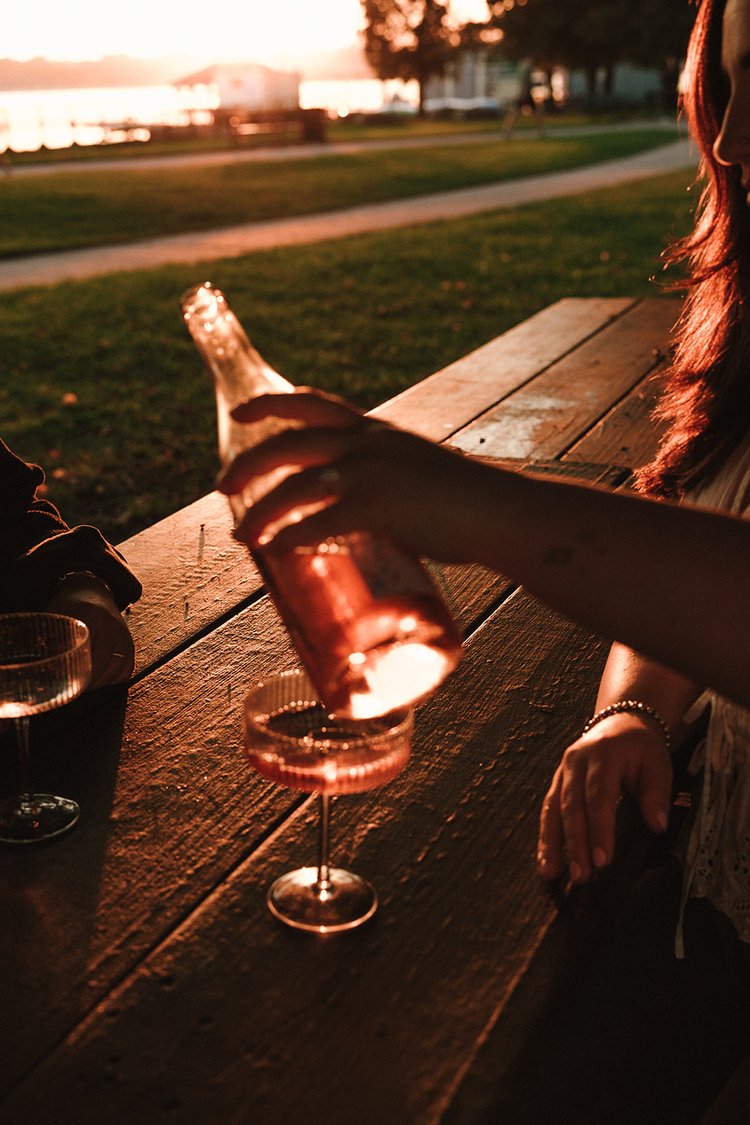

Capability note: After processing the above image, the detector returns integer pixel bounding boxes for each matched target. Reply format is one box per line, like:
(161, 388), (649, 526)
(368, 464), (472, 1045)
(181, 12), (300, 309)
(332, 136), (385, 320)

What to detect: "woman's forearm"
(479, 465), (749, 705)
(595, 643), (702, 735)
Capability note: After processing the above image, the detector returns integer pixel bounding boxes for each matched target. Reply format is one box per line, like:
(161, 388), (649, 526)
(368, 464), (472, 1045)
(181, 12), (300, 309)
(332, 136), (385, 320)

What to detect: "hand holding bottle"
(182, 284), (462, 719)
(218, 388), (495, 565)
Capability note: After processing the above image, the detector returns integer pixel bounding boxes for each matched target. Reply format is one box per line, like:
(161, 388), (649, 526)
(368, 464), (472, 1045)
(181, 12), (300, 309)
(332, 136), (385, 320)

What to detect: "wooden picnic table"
(0, 296), (678, 1124)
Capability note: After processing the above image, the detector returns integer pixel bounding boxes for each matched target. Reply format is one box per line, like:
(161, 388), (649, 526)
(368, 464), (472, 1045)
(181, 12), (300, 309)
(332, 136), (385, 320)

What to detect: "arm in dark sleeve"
(0, 439), (142, 612)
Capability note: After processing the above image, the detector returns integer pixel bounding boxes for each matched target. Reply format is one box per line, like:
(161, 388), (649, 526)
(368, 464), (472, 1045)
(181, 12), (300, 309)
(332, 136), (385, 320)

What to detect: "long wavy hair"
(637, 0), (750, 496)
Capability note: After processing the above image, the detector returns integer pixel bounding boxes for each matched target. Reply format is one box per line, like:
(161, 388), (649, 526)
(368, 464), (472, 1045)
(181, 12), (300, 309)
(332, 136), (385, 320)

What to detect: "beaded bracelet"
(581, 699), (672, 752)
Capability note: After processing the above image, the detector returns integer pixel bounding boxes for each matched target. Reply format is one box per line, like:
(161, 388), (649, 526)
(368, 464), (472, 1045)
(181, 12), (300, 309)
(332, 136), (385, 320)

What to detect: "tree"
(627, 0), (695, 111)
(360, 0), (457, 115)
(484, 0), (695, 102)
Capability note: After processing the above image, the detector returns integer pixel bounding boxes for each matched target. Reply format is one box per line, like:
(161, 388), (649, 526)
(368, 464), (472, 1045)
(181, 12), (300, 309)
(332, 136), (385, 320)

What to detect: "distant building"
(424, 51), (558, 114)
(425, 47), (664, 114)
(566, 63), (663, 106)
(424, 50), (511, 114)
(175, 62), (300, 115)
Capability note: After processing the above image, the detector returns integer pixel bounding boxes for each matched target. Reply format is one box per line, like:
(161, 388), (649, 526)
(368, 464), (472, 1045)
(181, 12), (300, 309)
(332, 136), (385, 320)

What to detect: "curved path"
(0, 134), (696, 292)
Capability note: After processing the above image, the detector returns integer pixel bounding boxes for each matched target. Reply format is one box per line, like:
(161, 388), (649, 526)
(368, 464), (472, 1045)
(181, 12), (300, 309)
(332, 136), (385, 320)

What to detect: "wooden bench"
(0, 296), (677, 1123)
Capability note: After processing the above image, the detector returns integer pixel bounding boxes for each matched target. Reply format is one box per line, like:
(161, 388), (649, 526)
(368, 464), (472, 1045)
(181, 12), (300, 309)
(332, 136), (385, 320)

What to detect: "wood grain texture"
(0, 556), (511, 1096)
(117, 491), (259, 677)
(451, 299), (677, 462)
(373, 298), (634, 441)
(565, 360), (669, 472)
(1, 593), (609, 1125)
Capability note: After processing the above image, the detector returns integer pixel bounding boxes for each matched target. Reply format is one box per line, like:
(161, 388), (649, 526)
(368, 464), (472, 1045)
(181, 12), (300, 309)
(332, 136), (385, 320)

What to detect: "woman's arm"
(537, 643), (701, 884)
(218, 390), (750, 708)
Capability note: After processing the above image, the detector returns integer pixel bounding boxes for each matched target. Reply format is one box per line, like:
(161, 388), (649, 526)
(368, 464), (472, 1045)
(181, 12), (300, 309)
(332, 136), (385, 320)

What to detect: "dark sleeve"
(0, 439), (142, 612)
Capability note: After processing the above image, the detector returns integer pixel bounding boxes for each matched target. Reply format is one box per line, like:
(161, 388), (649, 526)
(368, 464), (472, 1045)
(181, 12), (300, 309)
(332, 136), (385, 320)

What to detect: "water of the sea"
(0, 79), (418, 152)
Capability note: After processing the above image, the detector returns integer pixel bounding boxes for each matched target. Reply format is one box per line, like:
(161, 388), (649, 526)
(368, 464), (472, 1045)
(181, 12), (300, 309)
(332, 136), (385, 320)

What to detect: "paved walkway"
(0, 133), (696, 292)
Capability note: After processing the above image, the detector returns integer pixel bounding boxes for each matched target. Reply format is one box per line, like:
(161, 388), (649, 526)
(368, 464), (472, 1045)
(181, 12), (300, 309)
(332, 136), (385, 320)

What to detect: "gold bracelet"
(581, 700), (672, 752)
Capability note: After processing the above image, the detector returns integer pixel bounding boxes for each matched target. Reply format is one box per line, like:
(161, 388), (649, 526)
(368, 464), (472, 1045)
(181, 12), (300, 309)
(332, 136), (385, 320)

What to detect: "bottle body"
(257, 531), (460, 718)
(181, 283), (462, 719)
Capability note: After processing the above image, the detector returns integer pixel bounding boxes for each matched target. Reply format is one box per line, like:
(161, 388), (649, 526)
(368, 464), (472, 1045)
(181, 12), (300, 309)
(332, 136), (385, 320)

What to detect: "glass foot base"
(267, 866), (378, 933)
(0, 793), (79, 844)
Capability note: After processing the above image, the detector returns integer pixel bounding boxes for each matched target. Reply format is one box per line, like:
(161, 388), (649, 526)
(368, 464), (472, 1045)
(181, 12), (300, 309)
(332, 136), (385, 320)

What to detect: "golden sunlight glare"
(7, 0), (365, 62)
(7, 0), (489, 63)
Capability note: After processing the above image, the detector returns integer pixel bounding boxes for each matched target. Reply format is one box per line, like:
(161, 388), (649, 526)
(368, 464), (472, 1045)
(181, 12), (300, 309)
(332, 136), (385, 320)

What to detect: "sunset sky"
(6, 0), (491, 65)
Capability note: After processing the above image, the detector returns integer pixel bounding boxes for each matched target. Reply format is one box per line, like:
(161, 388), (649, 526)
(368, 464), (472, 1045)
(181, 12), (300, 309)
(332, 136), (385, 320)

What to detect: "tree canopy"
(359, 0), (697, 112)
(484, 0), (696, 83)
(360, 0), (458, 113)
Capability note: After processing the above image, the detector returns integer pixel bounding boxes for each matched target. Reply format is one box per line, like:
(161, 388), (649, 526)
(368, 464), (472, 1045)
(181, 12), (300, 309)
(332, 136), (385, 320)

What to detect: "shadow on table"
(445, 727), (750, 1125)
(0, 687), (127, 1096)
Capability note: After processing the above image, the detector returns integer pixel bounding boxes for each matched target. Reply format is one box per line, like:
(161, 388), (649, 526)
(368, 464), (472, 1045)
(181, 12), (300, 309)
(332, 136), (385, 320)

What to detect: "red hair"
(638, 0), (750, 496)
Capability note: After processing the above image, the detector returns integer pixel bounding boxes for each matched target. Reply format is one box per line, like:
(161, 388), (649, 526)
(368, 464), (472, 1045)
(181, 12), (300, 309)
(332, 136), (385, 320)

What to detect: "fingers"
(217, 414), (413, 552)
(83, 613), (135, 689)
(217, 424), (366, 500)
(636, 752), (672, 836)
(580, 757), (622, 873)
(538, 749), (597, 884)
(219, 403), (482, 565)
(230, 389), (365, 429)
(555, 746), (597, 884)
(537, 731), (673, 888)
(538, 749), (616, 885)
(219, 388), (373, 499)
(234, 465), (361, 550)
(538, 769), (566, 881)
(46, 585), (136, 690)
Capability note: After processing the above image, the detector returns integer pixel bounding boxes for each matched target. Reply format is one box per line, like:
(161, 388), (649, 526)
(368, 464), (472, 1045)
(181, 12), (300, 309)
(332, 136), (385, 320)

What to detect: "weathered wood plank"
(565, 360), (668, 472)
(0, 466), (610, 1097)
(0, 593), (609, 1125)
(0, 598), (298, 1097)
(451, 299), (678, 461)
(372, 297), (634, 440)
(0, 547), (514, 1096)
(118, 491), (258, 677)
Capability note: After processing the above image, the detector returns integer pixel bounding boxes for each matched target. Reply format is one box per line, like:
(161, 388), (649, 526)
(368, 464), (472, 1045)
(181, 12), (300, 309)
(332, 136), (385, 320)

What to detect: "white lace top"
(676, 437), (750, 954)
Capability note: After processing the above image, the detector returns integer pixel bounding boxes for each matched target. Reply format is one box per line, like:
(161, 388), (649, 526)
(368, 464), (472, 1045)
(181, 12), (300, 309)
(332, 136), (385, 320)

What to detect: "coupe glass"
(0, 613), (91, 844)
(243, 669), (413, 933)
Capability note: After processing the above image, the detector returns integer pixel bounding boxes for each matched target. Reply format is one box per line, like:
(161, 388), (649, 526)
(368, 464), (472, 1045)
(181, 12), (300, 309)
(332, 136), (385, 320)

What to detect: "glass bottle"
(181, 282), (462, 719)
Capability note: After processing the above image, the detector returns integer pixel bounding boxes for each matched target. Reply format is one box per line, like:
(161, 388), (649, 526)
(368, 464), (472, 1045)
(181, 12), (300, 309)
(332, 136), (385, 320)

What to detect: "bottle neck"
(181, 282), (294, 472)
(181, 283), (292, 411)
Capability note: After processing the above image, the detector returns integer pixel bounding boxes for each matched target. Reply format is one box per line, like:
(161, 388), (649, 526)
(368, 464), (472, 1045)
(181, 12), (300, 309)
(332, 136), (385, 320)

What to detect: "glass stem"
(14, 716), (32, 800)
(316, 793), (332, 893)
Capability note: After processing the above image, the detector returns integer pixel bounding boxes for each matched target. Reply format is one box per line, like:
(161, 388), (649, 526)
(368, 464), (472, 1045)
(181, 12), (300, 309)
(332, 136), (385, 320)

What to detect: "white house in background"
(175, 62), (300, 114)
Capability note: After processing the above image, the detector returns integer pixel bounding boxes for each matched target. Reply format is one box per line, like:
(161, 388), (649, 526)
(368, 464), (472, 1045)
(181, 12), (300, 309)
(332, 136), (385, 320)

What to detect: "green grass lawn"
(0, 128), (679, 257)
(0, 167), (695, 543)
